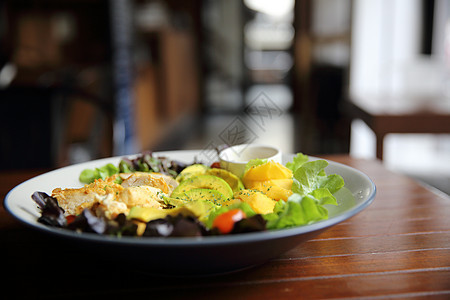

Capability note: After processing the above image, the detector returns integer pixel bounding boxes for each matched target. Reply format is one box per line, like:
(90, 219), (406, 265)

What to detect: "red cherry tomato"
(210, 161), (221, 168)
(212, 209), (246, 234)
(66, 215), (76, 225)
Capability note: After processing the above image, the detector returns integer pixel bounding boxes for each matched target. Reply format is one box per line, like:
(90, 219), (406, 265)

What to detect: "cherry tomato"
(210, 161), (221, 168)
(212, 209), (246, 234)
(66, 215), (76, 225)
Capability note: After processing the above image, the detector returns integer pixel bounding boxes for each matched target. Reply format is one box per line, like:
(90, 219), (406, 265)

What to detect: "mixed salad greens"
(32, 150), (346, 238)
(78, 151), (187, 184)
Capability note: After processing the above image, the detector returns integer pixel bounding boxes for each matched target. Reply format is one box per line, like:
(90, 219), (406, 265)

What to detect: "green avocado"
(172, 188), (228, 205)
(128, 206), (172, 222)
(163, 196), (190, 208)
(206, 168), (244, 193)
(171, 174), (233, 199)
(176, 164), (209, 183)
(127, 199), (218, 223)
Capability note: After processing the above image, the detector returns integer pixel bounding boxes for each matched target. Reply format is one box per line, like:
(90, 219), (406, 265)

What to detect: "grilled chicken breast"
(52, 173), (170, 218)
(120, 172), (178, 194)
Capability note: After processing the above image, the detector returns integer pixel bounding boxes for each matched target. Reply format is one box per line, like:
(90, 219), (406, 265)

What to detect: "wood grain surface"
(2, 155), (449, 299)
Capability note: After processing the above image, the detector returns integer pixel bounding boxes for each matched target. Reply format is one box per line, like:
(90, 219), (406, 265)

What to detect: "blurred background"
(0, 0), (449, 194)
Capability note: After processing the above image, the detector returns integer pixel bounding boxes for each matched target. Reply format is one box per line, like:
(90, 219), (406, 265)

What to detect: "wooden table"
(2, 155), (450, 299)
(344, 95), (450, 160)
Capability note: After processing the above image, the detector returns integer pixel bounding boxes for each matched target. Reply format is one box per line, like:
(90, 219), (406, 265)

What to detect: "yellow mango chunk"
(243, 161), (292, 184)
(242, 162), (294, 201)
(233, 189), (276, 214)
(249, 181), (293, 201)
(245, 178), (293, 190)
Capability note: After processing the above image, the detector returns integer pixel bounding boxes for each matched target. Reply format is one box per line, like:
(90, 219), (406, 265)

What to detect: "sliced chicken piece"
(150, 173), (179, 194)
(90, 194), (129, 219)
(52, 175), (167, 218)
(52, 179), (124, 216)
(119, 172), (179, 194)
(117, 185), (164, 209)
(120, 172), (170, 194)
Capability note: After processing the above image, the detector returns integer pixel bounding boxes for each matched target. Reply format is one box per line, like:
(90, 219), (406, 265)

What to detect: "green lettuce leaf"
(292, 160), (344, 197)
(285, 153), (309, 172)
(79, 168), (100, 184)
(79, 163), (120, 184)
(310, 188), (338, 206)
(263, 194), (329, 229)
(97, 163), (119, 180)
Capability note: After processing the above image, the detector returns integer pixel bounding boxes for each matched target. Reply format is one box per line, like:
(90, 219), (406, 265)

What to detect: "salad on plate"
(32, 149), (346, 238)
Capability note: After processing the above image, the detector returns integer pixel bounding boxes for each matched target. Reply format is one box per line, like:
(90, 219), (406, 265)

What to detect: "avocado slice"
(172, 188), (229, 205)
(206, 168), (244, 193)
(176, 164), (209, 183)
(128, 199), (218, 223)
(171, 174), (233, 199)
(128, 206), (172, 222)
(163, 196), (190, 208)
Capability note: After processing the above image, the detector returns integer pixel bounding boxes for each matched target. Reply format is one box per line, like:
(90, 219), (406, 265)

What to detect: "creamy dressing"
(219, 144), (282, 178)
(220, 145), (279, 163)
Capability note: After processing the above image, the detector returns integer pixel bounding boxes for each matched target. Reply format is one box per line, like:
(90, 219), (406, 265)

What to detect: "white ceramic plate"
(4, 150), (376, 276)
